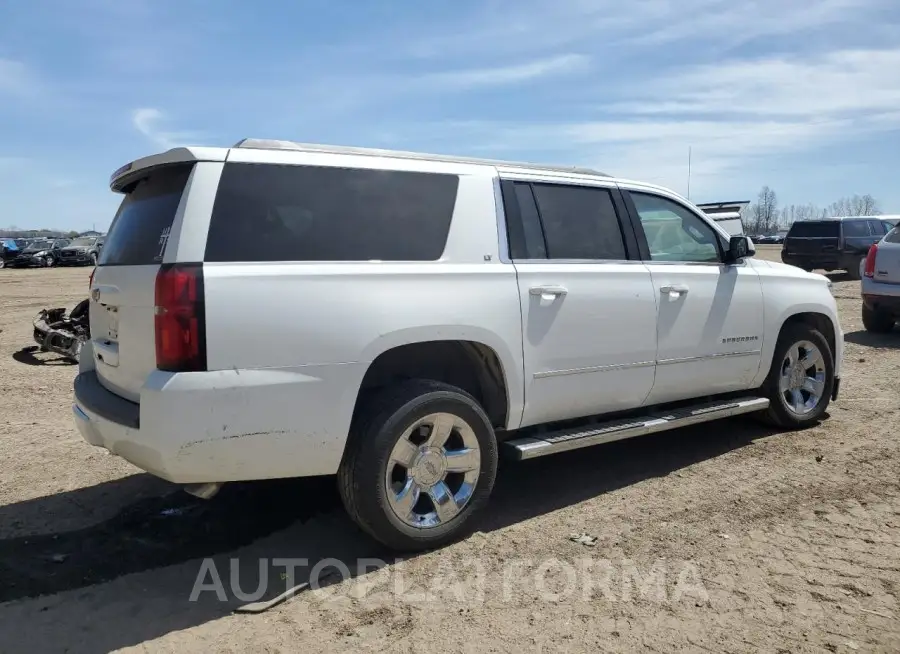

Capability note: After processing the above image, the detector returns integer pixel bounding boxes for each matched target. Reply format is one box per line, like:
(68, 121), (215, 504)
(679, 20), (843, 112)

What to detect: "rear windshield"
(204, 163), (459, 262)
(99, 163), (194, 266)
(787, 221), (839, 238)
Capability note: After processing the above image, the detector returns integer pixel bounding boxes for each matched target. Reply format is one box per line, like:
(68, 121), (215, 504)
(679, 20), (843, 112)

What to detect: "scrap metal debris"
(32, 298), (89, 363)
(568, 533), (598, 547)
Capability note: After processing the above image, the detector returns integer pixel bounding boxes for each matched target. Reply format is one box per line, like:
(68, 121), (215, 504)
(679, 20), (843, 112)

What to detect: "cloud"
(422, 54), (589, 90)
(398, 0), (891, 61)
(0, 59), (39, 98)
(132, 108), (201, 149)
(609, 48), (900, 118)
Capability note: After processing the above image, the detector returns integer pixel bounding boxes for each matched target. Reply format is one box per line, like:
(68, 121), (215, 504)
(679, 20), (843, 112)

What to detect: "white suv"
(74, 139), (843, 551)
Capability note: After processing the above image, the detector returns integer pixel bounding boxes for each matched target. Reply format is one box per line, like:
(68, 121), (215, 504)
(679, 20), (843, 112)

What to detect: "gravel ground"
(1, 249), (898, 653)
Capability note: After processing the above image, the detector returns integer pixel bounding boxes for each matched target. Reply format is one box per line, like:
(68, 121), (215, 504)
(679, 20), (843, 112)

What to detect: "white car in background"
(861, 225), (900, 333)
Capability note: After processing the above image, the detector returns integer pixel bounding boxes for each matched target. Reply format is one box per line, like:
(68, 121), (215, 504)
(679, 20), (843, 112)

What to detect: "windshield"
(26, 240), (52, 250)
(69, 237), (96, 247)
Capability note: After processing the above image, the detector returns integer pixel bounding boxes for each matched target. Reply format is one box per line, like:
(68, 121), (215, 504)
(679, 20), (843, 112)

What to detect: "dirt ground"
(1, 248), (898, 653)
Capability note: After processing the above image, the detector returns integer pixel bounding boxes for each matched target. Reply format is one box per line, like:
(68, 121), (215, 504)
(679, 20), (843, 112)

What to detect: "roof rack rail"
(232, 138), (610, 177)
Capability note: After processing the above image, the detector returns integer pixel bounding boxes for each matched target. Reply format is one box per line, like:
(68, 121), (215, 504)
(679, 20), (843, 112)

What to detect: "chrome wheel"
(384, 412), (481, 529)
(779, 340), (827, 415)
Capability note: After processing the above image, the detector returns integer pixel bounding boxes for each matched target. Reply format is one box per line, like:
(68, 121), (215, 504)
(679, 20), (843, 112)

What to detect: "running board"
(503, 396), (770, 461)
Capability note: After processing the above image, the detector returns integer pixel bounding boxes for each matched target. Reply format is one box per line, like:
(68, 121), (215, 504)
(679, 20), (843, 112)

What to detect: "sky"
(1, 0), (899, 231)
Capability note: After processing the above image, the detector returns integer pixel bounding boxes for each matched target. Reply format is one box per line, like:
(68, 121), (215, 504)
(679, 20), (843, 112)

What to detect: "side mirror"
(725, 235), (754, 263)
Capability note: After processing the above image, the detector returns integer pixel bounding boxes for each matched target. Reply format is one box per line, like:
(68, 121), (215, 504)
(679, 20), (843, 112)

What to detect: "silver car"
(861, 226), (900, 333)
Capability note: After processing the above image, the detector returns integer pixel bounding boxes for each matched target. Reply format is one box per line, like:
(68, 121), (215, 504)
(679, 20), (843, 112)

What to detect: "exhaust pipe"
(184, 482), (223, 500)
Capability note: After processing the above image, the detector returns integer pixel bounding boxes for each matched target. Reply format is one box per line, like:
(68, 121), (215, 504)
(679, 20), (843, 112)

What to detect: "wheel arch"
(755, 307), (840, 387)
(354, 332), (521, 431)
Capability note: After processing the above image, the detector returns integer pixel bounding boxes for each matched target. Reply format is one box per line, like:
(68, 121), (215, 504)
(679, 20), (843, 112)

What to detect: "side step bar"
(503, 396), (769, 461)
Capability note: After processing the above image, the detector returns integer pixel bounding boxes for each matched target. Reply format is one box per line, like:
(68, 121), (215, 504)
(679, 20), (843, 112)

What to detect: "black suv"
(781, 217), (893, 279)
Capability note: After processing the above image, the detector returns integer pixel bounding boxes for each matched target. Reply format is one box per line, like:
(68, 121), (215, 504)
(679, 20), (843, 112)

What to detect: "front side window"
(630, 192), (720, 262)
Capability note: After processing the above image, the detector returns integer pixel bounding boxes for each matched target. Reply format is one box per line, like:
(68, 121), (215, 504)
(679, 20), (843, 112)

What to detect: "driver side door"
(621, 188), (765, 405)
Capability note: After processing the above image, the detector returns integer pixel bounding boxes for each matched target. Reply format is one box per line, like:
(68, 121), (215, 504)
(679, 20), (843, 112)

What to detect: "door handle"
(660, 284), (689, 297)
(530, 285), (568, 299)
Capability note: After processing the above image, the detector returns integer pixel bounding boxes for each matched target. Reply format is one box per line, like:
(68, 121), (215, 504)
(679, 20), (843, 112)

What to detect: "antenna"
(687, 146), (692, 200)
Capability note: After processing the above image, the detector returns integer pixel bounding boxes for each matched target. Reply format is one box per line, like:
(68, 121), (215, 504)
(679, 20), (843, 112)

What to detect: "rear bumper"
(72, 350), (365, 484)
(861, 278), (900, 314)
(781, 253), (859, 270)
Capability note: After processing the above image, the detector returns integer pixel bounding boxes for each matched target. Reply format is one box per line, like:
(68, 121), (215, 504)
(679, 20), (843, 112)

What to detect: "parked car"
(0, 238), (20, 268)
(781, 217), (892, 279)
(860, 226), (900, 333)
(6, 238), (70, 267)
(73, 139), (843, 552)
(54, 236), (101, 266)
(88, 235), (105, 265)
(878, 216), (898, 230)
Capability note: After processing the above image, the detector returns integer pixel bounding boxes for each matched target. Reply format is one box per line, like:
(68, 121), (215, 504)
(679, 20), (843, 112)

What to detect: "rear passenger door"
(502, 179), (659, 428)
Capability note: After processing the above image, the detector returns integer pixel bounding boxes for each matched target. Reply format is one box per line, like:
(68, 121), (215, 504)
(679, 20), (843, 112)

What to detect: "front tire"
(759, 324), (834, 429)
(862, 304), (895, 333)
(338, 379), (498, 552)
(44, 256), (55, 267)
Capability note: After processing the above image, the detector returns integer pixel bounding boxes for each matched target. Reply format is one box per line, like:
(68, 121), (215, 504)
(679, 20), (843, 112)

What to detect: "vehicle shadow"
(12, 345), (77, 367)
(844, 328), (899, 347)
(0, 417), (781, 653)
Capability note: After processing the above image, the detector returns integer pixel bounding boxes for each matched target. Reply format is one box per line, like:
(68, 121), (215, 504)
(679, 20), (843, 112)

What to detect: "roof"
(232, 138), (611, 178)
(811, 216), (880, 222)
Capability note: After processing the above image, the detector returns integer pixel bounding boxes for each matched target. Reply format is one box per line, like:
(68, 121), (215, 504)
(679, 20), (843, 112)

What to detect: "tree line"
(0, 227), (84, 238)
(743, 187), (882, 235)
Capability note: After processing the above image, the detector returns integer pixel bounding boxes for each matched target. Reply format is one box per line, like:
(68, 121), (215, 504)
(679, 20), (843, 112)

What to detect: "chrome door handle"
(530, 285), (568, 298)
(660, 284), (689, 296)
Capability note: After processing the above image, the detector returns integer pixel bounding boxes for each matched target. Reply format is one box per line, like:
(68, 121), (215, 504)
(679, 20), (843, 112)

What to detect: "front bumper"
(57, 253), (91, 265)
(8, 254), (43, 267)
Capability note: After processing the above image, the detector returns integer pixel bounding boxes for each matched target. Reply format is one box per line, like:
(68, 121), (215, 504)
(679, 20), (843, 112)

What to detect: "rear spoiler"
(109, 147), (227, 192)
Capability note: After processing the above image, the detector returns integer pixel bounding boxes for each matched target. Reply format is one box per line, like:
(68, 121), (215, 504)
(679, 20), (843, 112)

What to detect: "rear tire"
(338, 379), (498, 552)
(758, 323), (834, 429)
(862, 304), (896, 333)
(847, 257), (863, 280)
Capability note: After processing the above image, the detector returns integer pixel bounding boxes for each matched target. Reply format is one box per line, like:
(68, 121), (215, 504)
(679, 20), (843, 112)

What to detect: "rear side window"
(205, 163), (459, 262)
(842, 221), (871, 237)
(874, 220), (892, 235)
(885, 227), (900, 243)
(530, 184), (626, 260)
(100, 164), (194, 266)
(787, 221), (839, 237)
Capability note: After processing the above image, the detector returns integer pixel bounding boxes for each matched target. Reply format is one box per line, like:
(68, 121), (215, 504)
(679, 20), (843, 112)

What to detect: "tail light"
(863, 244), (878, 278)
(154, 263), (206, 372)
(89, 267), (95, 289)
